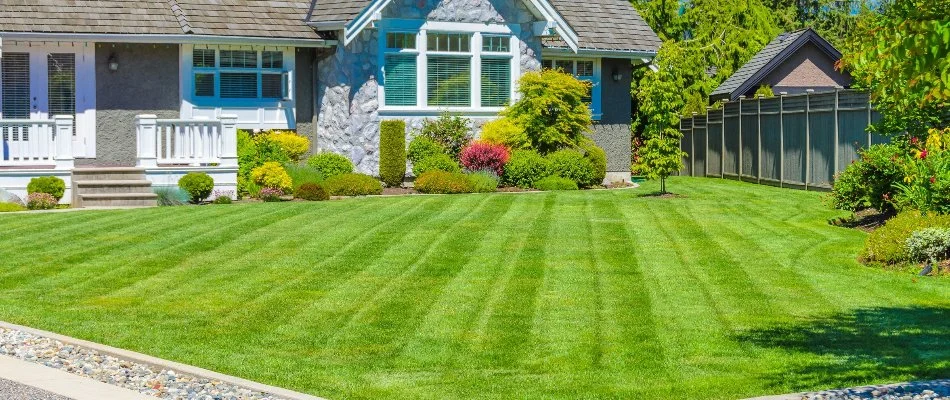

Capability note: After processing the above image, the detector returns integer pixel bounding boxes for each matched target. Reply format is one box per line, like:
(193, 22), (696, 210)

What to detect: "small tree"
(505, 69), (592, 153)
(637, 42), (687, 193)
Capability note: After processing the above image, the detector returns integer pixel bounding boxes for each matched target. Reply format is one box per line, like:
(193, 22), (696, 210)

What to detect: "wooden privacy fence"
(679, 89), (886, 189)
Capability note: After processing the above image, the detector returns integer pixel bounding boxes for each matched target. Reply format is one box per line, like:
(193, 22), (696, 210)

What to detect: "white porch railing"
(0, 115), (74, 169)
(135, 114), (238, 168)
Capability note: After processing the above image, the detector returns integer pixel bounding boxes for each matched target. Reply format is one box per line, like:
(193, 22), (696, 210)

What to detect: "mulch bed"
(829, 208), (892, 232)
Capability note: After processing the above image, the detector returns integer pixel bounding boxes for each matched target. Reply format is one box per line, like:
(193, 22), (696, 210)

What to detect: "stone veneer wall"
(589, 58), (634, 180)
(316, 0), (543, 175)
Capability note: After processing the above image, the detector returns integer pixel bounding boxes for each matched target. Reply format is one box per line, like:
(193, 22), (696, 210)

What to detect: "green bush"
(154, 186), (189, 206)
(0, 202), (25, 212)
(503, 149), (549, 188)
(467, 171), (499, 193)
(213, 196), (232, 205)
(27, 176), (66, 201)
(26, 193), (57, 210)
(861, 211), (950, 265)
(178, 172), (215, 204)
(307, 152), (354, 179)
(417, 113), (472, 159)
(380, 120), (407, 187)
(479, 118), (530, 150)
(504, 69), (592, 153)
(534, 175), (579, 191)
(295, 182), (330, 201)
(828, 144), (904, 212)
(407, 136), (447, 164)
(283, 163), (325, 192)
(251, 162), (293, 192)
(237, 130), (290, 197)
(906, 227), (950, 263)
(415, 171), (474, 194)
(580, 140), (607, 187)
(322, 173), (383, 196)
(546, 149), (596, 187)
(413, 153), (461, 176)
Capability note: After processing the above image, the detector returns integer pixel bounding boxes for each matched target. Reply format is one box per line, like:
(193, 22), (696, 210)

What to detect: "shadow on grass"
(634, 191), (686, 199)
(734, 306), (950, 391)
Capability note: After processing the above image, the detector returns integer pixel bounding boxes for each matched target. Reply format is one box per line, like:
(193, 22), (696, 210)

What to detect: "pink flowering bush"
(258, 187), (284, 202)
(26, 192), (57, 210)
(460, 141), (510, 176)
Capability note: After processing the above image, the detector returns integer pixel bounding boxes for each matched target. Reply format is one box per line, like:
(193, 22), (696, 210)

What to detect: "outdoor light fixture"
(107, 53), (119, 72)
(612, 67), (623, 82)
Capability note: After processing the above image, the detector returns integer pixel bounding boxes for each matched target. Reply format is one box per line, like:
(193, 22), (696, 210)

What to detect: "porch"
(0, 115), (239, 205)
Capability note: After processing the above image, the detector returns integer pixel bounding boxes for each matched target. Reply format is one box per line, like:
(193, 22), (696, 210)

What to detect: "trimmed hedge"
(322, 173), (383, 196)
(178, 172), (215, 203)
(580, 140), (607, 187)
(534, 175), (579, 191)
(415, 171), (474, 194)
(546, 149), (596, 187)
(407, 136), (445, 164)
(413, 153), (461, 176)
(27, 176), (66, 201)
(295, 182), (330, 201)
(380, 120), (407, 187)
(503, 149), (548, 188)
(307, 152), (354, 179)
(467, 171), (499, 193)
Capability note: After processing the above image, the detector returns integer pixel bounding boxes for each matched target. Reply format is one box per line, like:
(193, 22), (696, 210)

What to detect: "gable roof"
(711, 28), (842, 101)
(542, 0), (661, 54)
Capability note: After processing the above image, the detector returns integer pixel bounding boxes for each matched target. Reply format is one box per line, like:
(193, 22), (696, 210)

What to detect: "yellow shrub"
(251, 161), (293, 192)
(478, 118), (530, 150)
(266, 131), (310, 162)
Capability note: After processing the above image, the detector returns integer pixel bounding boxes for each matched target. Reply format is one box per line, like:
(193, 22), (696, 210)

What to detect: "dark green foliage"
(534, 176), (579, 191)
(579, 140), (607, 187)
(862, 211), (950, 266)
(213, 196), (233, 205)
(283, 163), (325, 192)
(415, 171), (474, 194)
(416, 113), (472, 159)
(322, 173), (383, 197)
(178, 172), (215, 204)
(295, 182), (330, 201)
(466, 171), (499, 193)
(27, 176), (65, 201)
(412, 153), (461, 176)
(307, 152), (354, 179)
(238, 130), (290, 197)
(828, 144), (905, 213)
(407, 136), (447, 164)
(503, 149), (549, 188)
(546, 149), (596, 188)
(154, 186), (189, 206)
(380, 120), (407, 187)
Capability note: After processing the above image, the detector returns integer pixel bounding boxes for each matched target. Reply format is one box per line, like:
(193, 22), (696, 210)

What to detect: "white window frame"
(377, 20), (521, 116)
(180, 44), (296, 130)
(542, 57), (603, 120)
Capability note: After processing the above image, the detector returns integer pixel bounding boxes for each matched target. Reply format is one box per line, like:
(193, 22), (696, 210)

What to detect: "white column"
(219, 114), (239, 168)
(53, 115), (75, 170)
(136, 114), (159, 168)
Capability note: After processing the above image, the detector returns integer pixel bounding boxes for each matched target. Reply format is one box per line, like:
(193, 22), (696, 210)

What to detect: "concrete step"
(72, 167), (147, 181)
(78, 193), (158, 208)
(74, 180), (153, 195)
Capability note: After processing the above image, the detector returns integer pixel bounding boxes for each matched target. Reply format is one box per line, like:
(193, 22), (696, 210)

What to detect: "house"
(0, 0), (660, 205)
(710, 28), (851, 103)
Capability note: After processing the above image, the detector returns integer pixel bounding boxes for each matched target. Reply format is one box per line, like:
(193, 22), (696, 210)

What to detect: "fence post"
(867, 91), (873, 148)
(219, 114), (239, 168)
(53, 115), (74, 170)
(756, 94), (763, 183)
(691, 112), (698, 177)
(779, 92), (786, 188)
(833, 88), (840, 174)
(135, 114), (159, 168)
(804, 90), (812, 190)
(721, 104), (726, 179)
(738, 97), (744, 181)
(706, 106), (712, 178)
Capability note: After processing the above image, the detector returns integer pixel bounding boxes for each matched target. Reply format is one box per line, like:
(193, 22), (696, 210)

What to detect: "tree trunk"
(660, 177), (667, 194)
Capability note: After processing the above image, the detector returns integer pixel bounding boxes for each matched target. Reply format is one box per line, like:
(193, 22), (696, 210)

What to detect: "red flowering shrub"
(460, 141), (510, 175)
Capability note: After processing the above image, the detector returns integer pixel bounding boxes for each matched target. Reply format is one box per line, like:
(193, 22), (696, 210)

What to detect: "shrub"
(413, 153), (461, 176)
(258, 187), (284, 202)
(380, 120), (407, 187)
(0, 202), (26, 212)
(283, 163), (325, 192)
(213, 196), (233, 204)
(504, 69), (592, 153)
(415, 171), (474, 194)
(154, 186), (188, 206)
(906, 228), (950, 264)
(467, 170), (499, 193)
(307, 152), (354, 179)
(417, 113), (472, 159)
(266, 131), (310, 162)
(407, 136), (447, 164)
(460, 142), (510, 176)
(861, 211), (950, 265)
(212, 190), (234, 204)
(178, 172), (215, 204)
(295, 182), (330, 201)
(237, 130), (290, 197)
(894, 128), (950, 215)
(27, 176), (66, 201)
(534, 175), (579, 191)
(828, 143), (904, 213)
(479, 118), (530, 150)
(322, 173), (383, 196)
(26, 193), (57, 210)
(546, 149), (596, 187)
(579, 140), (608, 187)
(503, 149), (548, 188)
(252, 162), (294, 192)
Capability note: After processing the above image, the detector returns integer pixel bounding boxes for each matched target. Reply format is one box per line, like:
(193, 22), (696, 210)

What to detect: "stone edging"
(0, 321), (326, 400)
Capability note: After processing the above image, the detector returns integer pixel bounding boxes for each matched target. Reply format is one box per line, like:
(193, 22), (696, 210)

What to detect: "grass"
(0, 177), (946, 399)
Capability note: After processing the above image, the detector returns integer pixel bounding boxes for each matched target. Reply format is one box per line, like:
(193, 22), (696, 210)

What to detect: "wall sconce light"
(107, 53), (119, 72)
(611, 67), (623, 82)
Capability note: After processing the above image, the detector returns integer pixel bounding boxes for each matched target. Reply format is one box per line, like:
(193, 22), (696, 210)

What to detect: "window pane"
(541, 59), (553, 70)
(576, 61), (594, 77)
(482, 35), (510, 52)
(220, 50), (257, 68)
(262, 51), (283, 69)
(427, 33), (470, 52)
(554, 60), (573, 73)
(580, 78), (593, 104)
(385, 55), (417, 106)
(194, 73), (215, 97)
(48, 54), (76, 121)
(262, 74), (283, 99)
(386, 32), (416, 50)
(220, 73), (257, 98)
(193, 49), (216, 68)
(1, 53), (30, 119)
(481, 58), (510, 107)
(427, 56), (470, 107)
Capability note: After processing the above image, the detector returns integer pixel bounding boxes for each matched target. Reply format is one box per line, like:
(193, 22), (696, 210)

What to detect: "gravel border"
(0, 322), (324, 400)
(748, 380), (950, 400)
(0, 378), (74, 400)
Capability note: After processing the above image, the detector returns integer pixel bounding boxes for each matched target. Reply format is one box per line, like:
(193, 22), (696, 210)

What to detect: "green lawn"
(0, 177), (946, 399)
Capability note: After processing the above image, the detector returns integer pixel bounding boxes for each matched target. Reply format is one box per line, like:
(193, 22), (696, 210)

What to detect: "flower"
(919, 149), (928, 159)
(930, 176), (937, 184)
(911, 136), (919, 145)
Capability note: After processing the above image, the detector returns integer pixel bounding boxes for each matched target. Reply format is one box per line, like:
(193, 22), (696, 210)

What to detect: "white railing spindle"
(135, 115), (238, 167)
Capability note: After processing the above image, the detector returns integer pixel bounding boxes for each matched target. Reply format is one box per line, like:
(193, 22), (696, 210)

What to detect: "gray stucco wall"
(316, 0), (543, 175)
(81, 43), (180, 167)
(589, 58), (632, 175)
